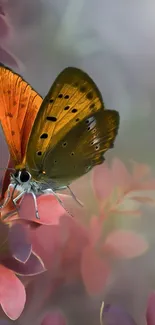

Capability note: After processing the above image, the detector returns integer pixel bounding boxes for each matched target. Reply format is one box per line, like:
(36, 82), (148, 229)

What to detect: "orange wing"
(0, 63), (42, 168)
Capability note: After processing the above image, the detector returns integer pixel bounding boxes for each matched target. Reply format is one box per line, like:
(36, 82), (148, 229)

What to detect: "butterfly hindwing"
(0, 63), (42, 167)
(42, 109), (119, 188)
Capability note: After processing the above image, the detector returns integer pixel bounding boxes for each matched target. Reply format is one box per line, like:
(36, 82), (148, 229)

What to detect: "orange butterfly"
(0, 63), (120, 218)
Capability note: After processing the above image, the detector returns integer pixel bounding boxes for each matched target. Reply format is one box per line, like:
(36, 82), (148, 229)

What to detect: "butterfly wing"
(0, 63), (42, 168)
(26, 67), (119, 187)
(44, 109), (119, 189)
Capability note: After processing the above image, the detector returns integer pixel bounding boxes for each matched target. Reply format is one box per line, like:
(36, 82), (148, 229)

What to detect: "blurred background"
(1, 1), (155, 324)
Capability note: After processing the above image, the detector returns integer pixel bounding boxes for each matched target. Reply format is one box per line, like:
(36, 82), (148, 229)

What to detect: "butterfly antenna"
(0, 167), (15, 171)
(67, 186), (84, 207)
(100, 301), (104, 325)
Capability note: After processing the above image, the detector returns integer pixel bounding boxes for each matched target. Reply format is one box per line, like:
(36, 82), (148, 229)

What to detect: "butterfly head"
(12, 169), (32, 186)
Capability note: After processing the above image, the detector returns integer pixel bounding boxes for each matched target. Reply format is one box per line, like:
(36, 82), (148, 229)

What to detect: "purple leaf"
(101, 303), (137, 325)
(9, 223), (32, 263)
(2, 252), (45, 276)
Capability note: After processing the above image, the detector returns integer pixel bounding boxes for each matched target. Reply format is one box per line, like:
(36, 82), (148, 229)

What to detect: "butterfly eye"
(19, 170), (31, 183)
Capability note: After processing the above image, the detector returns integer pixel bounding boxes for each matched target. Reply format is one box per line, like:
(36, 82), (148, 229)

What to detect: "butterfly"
(0, 63), (120, 218)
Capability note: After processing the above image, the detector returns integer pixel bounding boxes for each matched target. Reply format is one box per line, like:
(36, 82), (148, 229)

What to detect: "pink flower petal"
(9, 223), (31, 263)
(0, 265), (26, 320)
(103, 230), (148, 258)
(117, 196), (141, 213)
(2, 252), (45, 275)
(0, 46), (20, 68)
(19, 193), (66, 225)
(31, 224), (65, 268)
(129, 190), (155, 204)
(112, 158), (131, 190)
(89, 216), (102, 245)
(146, 292), (155, 325)
(41, 311), (67, 325)
(81, 245), (110, 295)
(131, 160), (150, 180)
(92, 163), (114, 200)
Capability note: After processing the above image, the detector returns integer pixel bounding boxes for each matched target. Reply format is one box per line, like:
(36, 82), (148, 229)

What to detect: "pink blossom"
(92, 158), (155, 217)
(0, 221), (26, 320)
(0, 219), (45, 320)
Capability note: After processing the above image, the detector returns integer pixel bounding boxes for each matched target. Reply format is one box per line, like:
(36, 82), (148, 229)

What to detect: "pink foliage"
(92, 158), (155, 216)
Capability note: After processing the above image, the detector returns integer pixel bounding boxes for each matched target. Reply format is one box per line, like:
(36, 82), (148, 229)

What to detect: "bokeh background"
(1, 1), (155, 324)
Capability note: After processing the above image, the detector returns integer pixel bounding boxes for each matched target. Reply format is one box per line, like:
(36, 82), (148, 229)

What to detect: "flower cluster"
(0, 155), (155, 324)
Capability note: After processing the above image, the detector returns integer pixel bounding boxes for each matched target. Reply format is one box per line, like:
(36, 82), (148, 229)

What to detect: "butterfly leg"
(43, 188), (72, 217)
(67, 186), (84, 207)
(29, 191), (40, 219)
(13, 190), (26, 204)
(0, 184), (13, 209)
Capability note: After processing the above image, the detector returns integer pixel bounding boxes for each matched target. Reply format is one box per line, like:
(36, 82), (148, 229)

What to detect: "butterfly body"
(0, 63), (120, 217)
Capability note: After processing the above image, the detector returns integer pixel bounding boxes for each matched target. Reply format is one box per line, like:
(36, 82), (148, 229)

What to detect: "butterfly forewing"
(26, 67), (119, 186)
(0, 63), (42, 167)
(26, 67), (105, 175)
